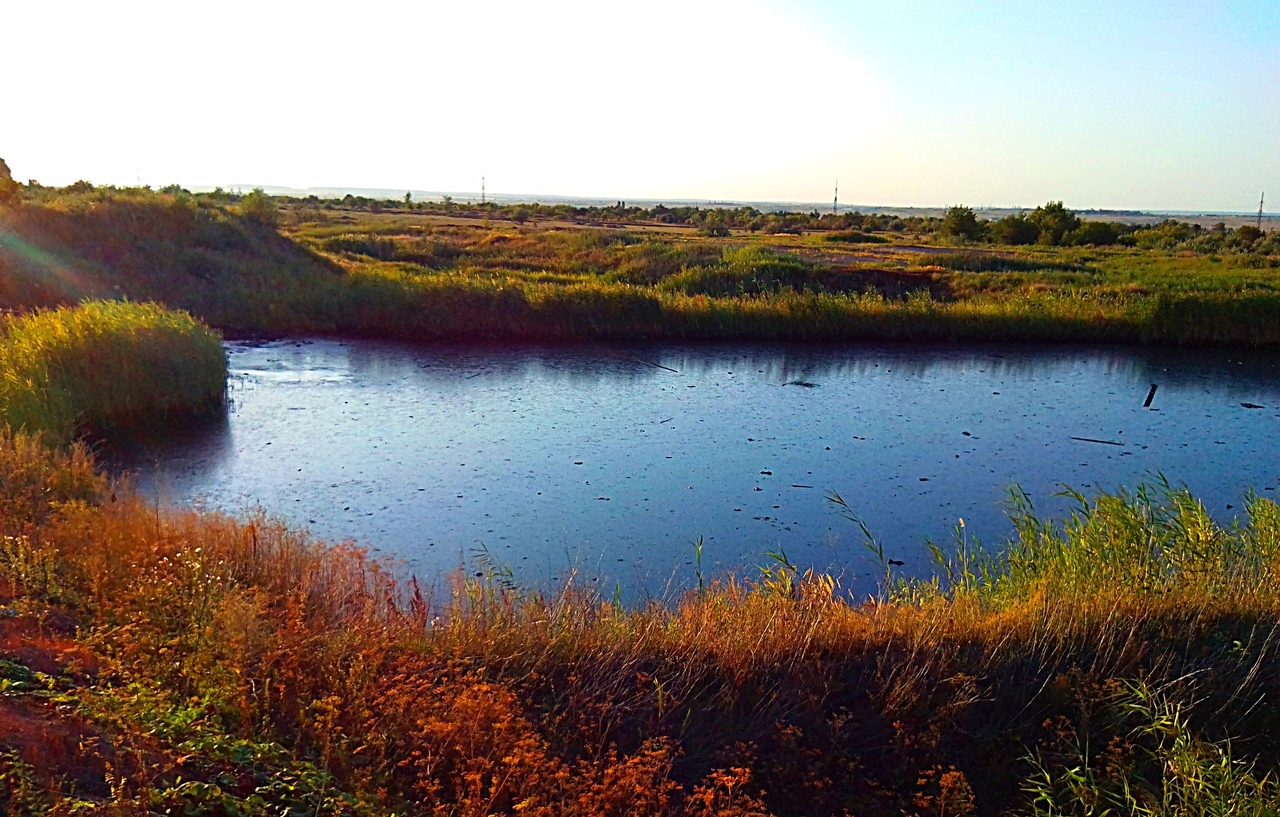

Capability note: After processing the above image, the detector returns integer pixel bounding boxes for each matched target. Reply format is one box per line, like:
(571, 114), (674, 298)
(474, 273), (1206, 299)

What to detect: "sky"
(4, 0), (1278, 210)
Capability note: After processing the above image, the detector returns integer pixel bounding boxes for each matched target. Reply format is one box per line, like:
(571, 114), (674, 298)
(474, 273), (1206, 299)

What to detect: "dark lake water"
(104, 339), (1280, 598)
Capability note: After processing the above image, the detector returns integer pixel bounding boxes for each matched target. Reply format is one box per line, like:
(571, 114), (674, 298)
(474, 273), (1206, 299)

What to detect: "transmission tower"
(1259, 192), (1265, 231)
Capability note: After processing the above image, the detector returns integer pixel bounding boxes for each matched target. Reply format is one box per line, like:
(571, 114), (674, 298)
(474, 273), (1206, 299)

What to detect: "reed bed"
(0, 301), (226, 438)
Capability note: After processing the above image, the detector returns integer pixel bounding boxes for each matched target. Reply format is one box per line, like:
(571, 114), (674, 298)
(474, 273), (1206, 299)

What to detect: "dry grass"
(2, 429), (1278, 815)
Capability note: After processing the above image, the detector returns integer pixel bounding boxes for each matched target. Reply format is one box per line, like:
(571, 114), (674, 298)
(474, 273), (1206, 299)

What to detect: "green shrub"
(990, 214), (1040, 245)
(658, 246), (813, 296)
(1067, 220), (1121, 246)
(238, 188), (279, 227)
(927, 251), (1083, 273)
(825, 231), (888, 244)
(0, 157), (18, 204)
(940, 205), (985, 242)
(1030, 201), (1082, 245)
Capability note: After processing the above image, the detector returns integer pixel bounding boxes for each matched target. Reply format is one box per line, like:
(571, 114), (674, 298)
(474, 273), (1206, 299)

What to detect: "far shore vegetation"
(2, 165), (1280, 814)
(2, 169), (1279, 347)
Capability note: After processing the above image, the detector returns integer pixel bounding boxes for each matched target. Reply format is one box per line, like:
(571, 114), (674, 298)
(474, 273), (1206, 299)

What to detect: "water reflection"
(103, 339), (1280, 599)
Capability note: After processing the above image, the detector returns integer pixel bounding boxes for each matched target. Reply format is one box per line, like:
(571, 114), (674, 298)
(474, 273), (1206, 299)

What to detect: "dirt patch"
(0, 697), (116, 795)
(0, 610), (98, 679)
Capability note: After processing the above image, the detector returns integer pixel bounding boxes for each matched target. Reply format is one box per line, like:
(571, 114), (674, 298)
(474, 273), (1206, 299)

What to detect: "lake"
(103, 339), (1280, 598)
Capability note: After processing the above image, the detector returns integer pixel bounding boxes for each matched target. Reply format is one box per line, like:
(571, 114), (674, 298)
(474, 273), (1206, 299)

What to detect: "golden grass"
(2, 428), (1278, 815)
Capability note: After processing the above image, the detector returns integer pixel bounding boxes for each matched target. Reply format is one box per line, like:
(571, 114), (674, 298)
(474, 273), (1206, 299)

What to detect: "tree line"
(1, 163), (1272, 255)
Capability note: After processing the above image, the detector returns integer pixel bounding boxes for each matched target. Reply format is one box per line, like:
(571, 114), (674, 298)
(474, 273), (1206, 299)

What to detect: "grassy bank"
(0, 301), (226, 439)
(3, 189), (1280, 346)
(1, 191), (1279, 814)
(2, 432), (1280, 815)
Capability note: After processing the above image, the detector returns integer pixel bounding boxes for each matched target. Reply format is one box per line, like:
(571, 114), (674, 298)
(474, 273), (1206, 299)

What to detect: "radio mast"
(1259, 192), (1265, 231)
(482, 177), (486, 206)
(833, 180), (838, 216)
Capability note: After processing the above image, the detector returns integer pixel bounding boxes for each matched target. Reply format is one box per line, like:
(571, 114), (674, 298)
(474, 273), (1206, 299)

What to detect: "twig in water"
(1071, 436), (1124, 446)
(602, 350), (679, 373)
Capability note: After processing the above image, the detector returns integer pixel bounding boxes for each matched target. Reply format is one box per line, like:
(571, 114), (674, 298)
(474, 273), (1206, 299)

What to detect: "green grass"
(0, 301), (226, 439)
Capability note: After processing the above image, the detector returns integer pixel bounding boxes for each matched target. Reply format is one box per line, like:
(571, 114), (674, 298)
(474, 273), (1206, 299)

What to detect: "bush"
(1067, 220), (1121, 246)
(238, 188), (279, 227)
(0, 157), (18, 204)
(1029, 201), (1081, 245)
(0, 301), (227, 438)
(990, 214), (1040, 245)
(825, 231), (888, 244)
(1132, 220), (1198, 250)
(1236, 224), (1264, 246)
(658, 246), (812, 296)
(927, 252), (1080, 273)
(940, 206), (985, 242)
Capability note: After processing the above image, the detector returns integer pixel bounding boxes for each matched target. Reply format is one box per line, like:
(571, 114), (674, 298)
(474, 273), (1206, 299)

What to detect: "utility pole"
(833, 180), (838, 216)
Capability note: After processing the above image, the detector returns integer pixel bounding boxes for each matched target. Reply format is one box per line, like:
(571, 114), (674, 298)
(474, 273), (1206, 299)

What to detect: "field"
(2, 187), (1280, 814)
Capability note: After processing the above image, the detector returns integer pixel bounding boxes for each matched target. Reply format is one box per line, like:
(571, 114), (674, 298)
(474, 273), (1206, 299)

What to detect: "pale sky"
(5, 0), (1278, 210)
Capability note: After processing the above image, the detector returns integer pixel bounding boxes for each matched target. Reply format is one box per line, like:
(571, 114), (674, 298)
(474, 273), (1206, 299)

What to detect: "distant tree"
(239, 188), (279, 227)
(1132, 220), (1197, 250)
(1029, 201), (1081, 245)
(1235, 224), (1264, 246)
(0, 157), (18, 203)
(990, 214), (1040, 245)
(404, 191), (413, 207)
(940, 205), (984, 242)
(1067, 220), (1120, 246)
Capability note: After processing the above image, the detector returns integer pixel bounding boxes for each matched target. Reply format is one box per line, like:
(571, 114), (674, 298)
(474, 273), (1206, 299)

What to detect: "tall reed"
(0, 301), (226, 439)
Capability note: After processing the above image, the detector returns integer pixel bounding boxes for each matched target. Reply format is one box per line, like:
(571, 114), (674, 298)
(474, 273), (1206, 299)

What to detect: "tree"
(1235, 224), (1264, 246)
(990, 214), (1039, 245)
(1029, 201), (1081, 245)
(0, 157), (18, 204)
(1067, 220), (1120, 246)
(239, 188), (279, 227)
(940, 205), (984, 242)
